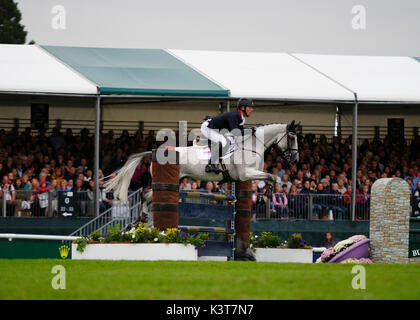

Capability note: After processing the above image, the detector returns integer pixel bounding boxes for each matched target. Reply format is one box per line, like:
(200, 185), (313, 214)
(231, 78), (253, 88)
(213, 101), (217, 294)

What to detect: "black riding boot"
(205, 141), (223, 174)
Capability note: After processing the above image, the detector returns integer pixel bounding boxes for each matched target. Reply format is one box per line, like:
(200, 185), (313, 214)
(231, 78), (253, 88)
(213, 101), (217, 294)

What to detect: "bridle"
(240, 126), (298, 162)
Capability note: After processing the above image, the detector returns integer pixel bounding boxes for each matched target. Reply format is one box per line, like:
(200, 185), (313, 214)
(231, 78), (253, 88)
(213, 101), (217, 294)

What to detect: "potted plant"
(71, 224), (209, 261)
(316, 235), (372, 263)
(251, 232), (313, 263)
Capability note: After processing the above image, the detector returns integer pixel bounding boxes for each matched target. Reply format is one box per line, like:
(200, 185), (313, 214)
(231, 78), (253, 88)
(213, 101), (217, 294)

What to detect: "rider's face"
(245, 106), (254, 116)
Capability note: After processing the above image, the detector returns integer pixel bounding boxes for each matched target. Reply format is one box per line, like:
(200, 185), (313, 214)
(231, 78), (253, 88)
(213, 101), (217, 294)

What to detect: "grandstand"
(0, 44), (420, 247)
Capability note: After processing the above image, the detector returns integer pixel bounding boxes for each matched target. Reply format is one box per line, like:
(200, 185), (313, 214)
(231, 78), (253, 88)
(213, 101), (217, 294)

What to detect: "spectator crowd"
(0, 125), (419, 220)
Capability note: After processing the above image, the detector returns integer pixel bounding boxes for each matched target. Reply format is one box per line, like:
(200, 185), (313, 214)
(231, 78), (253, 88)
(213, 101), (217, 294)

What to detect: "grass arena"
(1, 44), (420, 302)
(1, 260), (419, 300)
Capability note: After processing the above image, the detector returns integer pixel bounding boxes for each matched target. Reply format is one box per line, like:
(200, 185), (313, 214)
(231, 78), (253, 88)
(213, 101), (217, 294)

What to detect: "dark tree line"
(0, 0), (27, 44)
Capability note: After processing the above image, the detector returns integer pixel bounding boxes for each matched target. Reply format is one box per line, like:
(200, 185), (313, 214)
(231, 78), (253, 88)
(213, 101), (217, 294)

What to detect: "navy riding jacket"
(206, 110), (245, 135)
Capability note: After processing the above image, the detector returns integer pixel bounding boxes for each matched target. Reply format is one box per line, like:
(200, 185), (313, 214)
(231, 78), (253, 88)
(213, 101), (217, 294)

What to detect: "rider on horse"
(201, 98), (255, 174)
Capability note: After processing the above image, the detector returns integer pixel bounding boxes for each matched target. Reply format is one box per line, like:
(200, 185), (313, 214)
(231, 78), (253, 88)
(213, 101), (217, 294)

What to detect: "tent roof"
(0, 44), (97, 95)
(294, 54), (420, 103)
(1, 44), (419, 103)
(169, 49), (355, 102)
(41, 46), (229, 97)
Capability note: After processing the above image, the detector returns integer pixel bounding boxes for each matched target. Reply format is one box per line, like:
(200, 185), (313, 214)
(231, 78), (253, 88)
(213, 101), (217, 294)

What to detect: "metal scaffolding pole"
(351, 94), (358, 221)
(94, 96), (101, 217)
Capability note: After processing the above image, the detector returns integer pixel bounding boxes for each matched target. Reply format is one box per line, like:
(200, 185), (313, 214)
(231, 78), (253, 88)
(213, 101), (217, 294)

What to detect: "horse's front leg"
(241, 168), (277, 182)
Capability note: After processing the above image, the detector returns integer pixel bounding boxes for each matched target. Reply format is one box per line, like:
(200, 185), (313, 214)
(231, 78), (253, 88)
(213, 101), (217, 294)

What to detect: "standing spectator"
(0, 175), (16, 216)
(36, 180), (50, 217)
(13, 178), (25, 216)
(50, 179), (58, 216)
(86, 179), (95, 216)
(343, 185), (361, 220)
(413, 181), (420, 198)
(287, 185), (300, 219)
(29, 178), (40, 216)
(405, 168), (419, 192)
(74, 178), (87, 216)
(251, 183), (258, 221)
(359, 185), (371, 220)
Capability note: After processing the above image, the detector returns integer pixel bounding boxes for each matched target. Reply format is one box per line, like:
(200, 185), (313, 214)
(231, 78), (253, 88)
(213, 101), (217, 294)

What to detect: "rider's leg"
(201, 123), (228, 173)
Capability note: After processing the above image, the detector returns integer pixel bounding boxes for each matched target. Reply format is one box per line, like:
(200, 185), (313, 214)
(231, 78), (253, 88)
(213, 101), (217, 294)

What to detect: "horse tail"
(103, 151), (152, 202)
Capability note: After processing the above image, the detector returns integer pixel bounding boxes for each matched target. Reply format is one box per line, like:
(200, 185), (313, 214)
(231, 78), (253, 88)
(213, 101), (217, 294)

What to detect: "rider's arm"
(228, 114), (245, 136)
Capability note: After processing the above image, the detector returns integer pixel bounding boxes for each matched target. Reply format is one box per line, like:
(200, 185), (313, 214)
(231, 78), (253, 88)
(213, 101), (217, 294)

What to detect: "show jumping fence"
(150, 149), (253, 259)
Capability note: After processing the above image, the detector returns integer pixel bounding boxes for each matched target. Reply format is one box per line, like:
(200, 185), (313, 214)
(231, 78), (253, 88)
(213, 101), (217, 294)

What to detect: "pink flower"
(321, 247), (336, 262)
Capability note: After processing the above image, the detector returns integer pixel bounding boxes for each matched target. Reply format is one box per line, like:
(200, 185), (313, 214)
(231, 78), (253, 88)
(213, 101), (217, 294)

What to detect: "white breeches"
(201, 120), (228, 147)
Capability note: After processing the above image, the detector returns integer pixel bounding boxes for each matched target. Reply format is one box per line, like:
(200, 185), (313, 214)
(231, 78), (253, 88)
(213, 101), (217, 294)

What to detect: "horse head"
(284, 121), (299, 165)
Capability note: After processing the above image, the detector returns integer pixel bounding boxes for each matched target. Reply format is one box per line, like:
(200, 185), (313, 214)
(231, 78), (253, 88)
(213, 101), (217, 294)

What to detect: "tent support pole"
(351, 95), (358, 221)
(94, 96), (101, 217)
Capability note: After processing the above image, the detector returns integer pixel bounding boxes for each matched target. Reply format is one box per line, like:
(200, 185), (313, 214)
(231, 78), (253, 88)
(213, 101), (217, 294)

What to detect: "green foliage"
(74, 237), (88, 253)
(0, 0), (27, 44)
(186, 233), (209, 249)
(106, 224), (122, 242)
(258, 232), (282, 247)
(74, 224), (209, 252)
(250, 232), (311, 249)
(90, 231), (101, 242)
(287, 233), (311, 249)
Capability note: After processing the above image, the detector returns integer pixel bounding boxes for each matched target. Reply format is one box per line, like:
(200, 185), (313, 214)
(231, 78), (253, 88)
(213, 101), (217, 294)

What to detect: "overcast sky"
(16, 0), (420, 56)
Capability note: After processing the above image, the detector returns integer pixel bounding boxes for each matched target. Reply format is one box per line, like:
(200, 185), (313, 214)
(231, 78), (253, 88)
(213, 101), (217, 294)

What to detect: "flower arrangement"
(250, 232), (312, 251)
(74, 224), (209, 253)
(317, 234), (370, 263)
(340, 258), (373, 264)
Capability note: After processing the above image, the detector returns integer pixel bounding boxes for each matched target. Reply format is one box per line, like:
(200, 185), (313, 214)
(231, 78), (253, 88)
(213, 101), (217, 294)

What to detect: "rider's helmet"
(237, 98), (254, 117)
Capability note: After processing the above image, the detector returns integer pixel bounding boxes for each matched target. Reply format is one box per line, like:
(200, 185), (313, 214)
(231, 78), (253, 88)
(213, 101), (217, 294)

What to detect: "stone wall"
(370, 178), (411, 263)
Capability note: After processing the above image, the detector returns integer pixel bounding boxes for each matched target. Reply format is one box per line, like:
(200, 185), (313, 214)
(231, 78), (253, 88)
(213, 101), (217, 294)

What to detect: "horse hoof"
(234, 249), (257, 261)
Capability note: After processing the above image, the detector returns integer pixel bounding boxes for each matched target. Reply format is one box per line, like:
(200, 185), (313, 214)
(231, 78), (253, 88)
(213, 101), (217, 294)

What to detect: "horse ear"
(289, 120), (295, 131)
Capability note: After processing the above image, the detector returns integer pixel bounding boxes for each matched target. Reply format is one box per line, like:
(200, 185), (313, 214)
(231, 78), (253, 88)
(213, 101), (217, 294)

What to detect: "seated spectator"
(51, 167), (64, 187)
(68, 179), (74, 190)
(179, 177), (191, 191)
(280, 174), (292, 193)
(337, 178), (347, 195)
(322, 232), (336, 248)
(22, 174), (31, 190)
(58, 179), (71, 192)
(272, 184), (289, 219)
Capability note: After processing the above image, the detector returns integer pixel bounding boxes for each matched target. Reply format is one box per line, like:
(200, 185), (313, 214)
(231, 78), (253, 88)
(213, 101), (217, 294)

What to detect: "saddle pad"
(195, 147), (234, 160)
